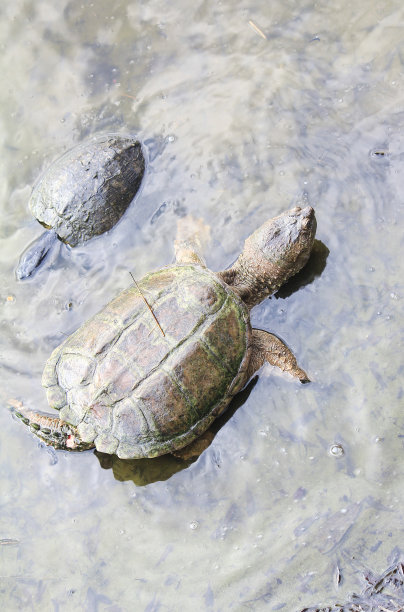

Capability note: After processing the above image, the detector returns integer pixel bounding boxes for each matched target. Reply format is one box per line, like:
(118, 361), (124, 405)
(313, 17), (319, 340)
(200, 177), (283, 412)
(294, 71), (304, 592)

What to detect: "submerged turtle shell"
(42, 265), (251, 459)
(29, 134), (145, 246)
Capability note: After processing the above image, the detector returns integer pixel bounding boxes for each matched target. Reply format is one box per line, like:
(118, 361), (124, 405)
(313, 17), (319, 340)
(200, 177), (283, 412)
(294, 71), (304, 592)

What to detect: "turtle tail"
(10, 406), (95, 452)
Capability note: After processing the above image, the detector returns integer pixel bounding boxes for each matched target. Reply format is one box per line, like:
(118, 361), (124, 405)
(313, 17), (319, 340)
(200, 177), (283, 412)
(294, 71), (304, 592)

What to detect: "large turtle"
(16, 133), (145, 280)
(14, 206), (316, 459)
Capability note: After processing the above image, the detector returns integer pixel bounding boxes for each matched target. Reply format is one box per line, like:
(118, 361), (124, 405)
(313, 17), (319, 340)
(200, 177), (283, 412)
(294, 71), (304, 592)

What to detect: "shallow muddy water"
(1, 1), (403, 610)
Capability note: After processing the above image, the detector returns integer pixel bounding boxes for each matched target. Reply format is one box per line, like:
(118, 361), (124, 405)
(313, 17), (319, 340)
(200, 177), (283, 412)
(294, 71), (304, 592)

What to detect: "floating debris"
(121, 93), (137, 101)
(370, 148), (389, 158)
(333, 564), (342, 589)
(0, 539), (20, 546)
(299, 561), (404, 611)
(248, 20), (267, 40)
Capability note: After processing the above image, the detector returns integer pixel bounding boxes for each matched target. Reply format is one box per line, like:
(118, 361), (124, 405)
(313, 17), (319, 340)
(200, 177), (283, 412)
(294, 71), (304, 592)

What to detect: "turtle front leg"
(174, 239), (206, 266)
(11, 407), (95, 451)
(174, 215), (211, 266)
(248, 329), (310, 383)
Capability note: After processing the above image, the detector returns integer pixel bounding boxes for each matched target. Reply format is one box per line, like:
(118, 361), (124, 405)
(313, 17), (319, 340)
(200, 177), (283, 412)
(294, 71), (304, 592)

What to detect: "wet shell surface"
(29, 133), (145, 246)
(43, 265), (251, 459)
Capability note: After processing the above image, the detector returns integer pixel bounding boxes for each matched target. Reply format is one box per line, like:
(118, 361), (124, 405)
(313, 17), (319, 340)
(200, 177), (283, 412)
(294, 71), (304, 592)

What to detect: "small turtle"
(16, 134), (145, 279)
(14, 206), (316, 459)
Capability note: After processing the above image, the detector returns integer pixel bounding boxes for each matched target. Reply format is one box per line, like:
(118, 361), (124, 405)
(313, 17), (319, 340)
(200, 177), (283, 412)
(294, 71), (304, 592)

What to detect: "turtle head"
(220, 207), (316, 308)
(249, 206), (316, 278)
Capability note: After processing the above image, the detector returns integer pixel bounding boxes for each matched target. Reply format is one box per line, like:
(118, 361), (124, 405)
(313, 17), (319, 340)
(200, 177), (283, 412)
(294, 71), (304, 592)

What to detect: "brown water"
(1, 1), (403, 610)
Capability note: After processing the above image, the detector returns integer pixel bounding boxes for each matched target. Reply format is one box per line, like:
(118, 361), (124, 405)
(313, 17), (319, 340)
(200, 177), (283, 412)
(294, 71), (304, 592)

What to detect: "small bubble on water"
(329, 443), (344, 457)
(189, 520), (199, 530)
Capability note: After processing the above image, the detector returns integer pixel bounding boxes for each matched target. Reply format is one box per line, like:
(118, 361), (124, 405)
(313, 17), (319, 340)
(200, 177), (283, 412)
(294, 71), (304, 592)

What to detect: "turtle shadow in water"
(94, 377), (258, 486)
(275, 239), (329, 299)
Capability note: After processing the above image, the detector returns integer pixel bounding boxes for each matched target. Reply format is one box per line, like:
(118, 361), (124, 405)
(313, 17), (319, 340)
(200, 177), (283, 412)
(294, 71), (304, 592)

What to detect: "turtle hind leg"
(10, 406), (94, 452)
(247, 329), (310, 383)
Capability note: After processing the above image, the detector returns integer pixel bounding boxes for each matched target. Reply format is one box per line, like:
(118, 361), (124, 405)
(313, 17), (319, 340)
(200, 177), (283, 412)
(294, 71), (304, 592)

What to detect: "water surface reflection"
(1, 1), (403, 610)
